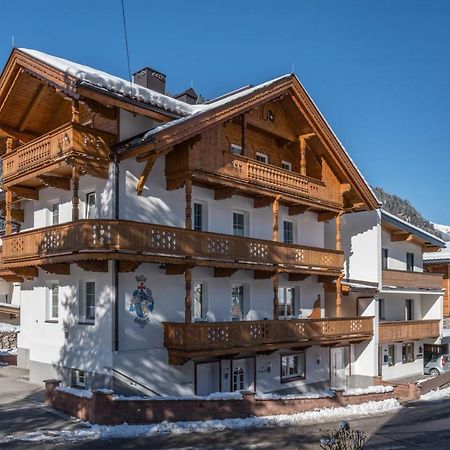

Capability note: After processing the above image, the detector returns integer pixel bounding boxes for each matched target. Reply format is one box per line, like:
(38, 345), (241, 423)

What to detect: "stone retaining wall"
(44, 380), (404, 425)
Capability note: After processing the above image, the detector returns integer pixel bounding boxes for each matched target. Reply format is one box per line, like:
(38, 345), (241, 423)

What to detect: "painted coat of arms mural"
(129, 276), (154, 327)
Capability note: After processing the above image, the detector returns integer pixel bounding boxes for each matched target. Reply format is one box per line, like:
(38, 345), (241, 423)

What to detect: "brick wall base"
(0, 354), (17, 365)
(44, 380), (407, 425)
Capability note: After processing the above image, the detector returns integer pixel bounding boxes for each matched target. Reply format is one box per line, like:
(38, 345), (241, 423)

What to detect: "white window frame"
(232, 210), (249, 237)
(193, 281), (208, 321)
(193, 200), (208, 232)
(80, 280), (96, 324)
(278, 286), (296, 318)
(281, 160), (292, 171)
(231, 284), (247, 321)
(230, 143), (242, 155)
(282, 219), (295, 244)
(46, 281), (59, 321)
(73, 369), (86, 388)
(85, 191), (97, 219)
(255, 152), (269, 164)
(281, 352), (305, 382)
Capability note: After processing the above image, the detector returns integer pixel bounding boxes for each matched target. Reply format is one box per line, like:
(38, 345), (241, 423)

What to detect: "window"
(193, 202), (206, 231)
(283, 220), (294, 244)
(232, 367), (244, 391)
(406, 252), (414, 272)
(80, 281), (96, 323)
(255, 152), (269, 164)
(405, 299), (414, 321)
(281, 353), (305, 382)
(52, 203), (59, 225)
(387, 345), (395, 366)
(193, 282), (207, 321)
(379, 298), (385, 320)
(231, 285), (245, 320)
(230, 143), (242, 155)
(281, 160), (292, 171)
(402, 342), (414, 364)
(278, 287), (296, 318)
(47, 282), (59, 321)
(73, 369), (86, 388)
(233, 211), (247, 237)
(85, 192), (96, 219)
(382, 248), (388, 270)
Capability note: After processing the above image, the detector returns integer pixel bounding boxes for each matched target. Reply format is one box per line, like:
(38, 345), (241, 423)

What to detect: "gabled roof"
(381, 210), (446, 249)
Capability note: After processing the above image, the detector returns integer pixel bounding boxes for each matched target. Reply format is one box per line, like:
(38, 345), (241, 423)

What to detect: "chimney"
(133, 67), (166, 94)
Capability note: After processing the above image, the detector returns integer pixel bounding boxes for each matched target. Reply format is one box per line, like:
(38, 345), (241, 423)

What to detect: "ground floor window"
(73, 369), (86, 388)
(387, 344), (395, 366)
(232, 367), (245, 391)
(402, 342), (414, 364)
(281, 352), (305, 383)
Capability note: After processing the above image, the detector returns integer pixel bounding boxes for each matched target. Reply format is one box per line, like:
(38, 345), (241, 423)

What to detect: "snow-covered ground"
(0, 399), (401, 444)
(420, 386), (450, 402)
(342, 386), (393, 397)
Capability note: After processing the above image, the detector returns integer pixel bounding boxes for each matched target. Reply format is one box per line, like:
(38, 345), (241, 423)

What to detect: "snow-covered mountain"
(433, 223), (450, 239)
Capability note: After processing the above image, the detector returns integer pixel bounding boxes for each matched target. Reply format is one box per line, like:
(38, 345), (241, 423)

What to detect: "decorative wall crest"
(129, 275), (154, 328)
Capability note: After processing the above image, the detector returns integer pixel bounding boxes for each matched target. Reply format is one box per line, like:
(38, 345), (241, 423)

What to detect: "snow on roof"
(19, 48), (199, 117)
(381, 210), (446, 248)
(424, 243), (450, 262)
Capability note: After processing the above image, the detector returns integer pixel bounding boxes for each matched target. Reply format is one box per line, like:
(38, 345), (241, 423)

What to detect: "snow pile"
(0, 323), (19, 333)
(343, 386), (393, 397)
(0, 348), (17, 356)
(255, 389), (335, 400)
(0, 398), (401, 444)
(113, 391), (243, 401)
(420, 386), (450, 401)
(55, 386), (93, 399)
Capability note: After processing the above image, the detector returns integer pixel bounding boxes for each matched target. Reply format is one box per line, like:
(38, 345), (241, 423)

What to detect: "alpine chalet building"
(0, 49), (379, 395)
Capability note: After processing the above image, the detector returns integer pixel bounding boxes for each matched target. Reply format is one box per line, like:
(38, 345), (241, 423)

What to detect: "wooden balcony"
(379, 320), (440, 344)
(0, 220), (343, 275)
(166, 149), (342, 210)
(382, 269), (443, 291)
(163, 317), (374, 364)
(2, 122), (114, 188)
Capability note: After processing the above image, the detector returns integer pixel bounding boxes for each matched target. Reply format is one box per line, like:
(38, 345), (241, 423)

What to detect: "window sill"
(78, 321), (95, 326)
(45, 320), (58, 324)
(280, 375), (306, 384)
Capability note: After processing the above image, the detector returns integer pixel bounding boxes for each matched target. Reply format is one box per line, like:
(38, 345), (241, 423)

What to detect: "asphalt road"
(0, 364), (447, 449)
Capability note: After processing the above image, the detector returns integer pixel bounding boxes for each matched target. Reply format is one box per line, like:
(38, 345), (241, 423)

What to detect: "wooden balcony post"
(272, 195), (279, 241)
(5, 189), (12, 236)
(71, 165), (80, 221)
(336, 275), (343, 318)
(184, 268), (192, 323)
(71, 99), (80, 124)
(299, 136), (307, 176)
(336, 211), (343, 251)
(185, 179), (192, 229)
(272, 272), (280, 320)
(241, 114), (247, 156)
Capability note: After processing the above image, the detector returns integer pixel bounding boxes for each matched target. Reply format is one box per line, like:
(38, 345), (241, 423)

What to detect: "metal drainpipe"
(112, 151), (120, 352)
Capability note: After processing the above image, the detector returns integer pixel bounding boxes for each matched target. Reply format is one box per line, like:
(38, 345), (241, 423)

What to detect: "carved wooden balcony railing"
(167, 149), (342, 208)
(0, 220), (343, 274)
(382, 269), (443, 291)
(379, 320), (440, 344)
(163, 317), (374, 364)
(2, 123), (115, 187)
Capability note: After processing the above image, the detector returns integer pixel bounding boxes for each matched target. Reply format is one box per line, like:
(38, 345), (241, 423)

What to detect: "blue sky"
(1, 1), (450, 223)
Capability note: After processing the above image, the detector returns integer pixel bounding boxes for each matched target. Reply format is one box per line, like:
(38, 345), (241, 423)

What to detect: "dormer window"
(255, 152), (268, 164)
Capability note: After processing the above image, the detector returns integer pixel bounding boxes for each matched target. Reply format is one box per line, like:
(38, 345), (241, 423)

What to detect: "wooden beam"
(0, 68), (23, 113)
(166, 264), (191, 275)
(9, 186), (39, 200)
(118, 260), (142, 273)
(71, 165), (80, 221)
(5, 190), (12, 235)
(391, 231), (412, 242)
(76, 260), (108, 272)
(254, 196), (274, 208)
(272, 196), (279, 241)
(272, 273), (280, 320)
(0, 124), (38, 143)
(40, 263), (70, 275)
(340, 183), (352, 195)
(214, 186), (238, 200)
(137, 156), (158, 195)
(254, 270), (277, 280)
(317, 211), (338, 222)
(38, 175), (71, 191)
(0, 274), (23, 283)
(83, 98), (117, 120)
(185, 268), (192, 324)
(288, 273), (310, 281)
(318, 275), (338, 283)
(12, 266), (38, 278)
(10, 209), (24, 222)
(214, 268), (238, 278)
(185, 179), (192, 229)
(19, 84), (47, 132)
(241, 113), (247, 156)
(288, 205), (309, 216)
(336, 212), (343, 251)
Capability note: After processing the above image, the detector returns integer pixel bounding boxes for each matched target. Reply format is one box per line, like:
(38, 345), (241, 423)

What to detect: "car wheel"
(430, 369), (440, 376)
